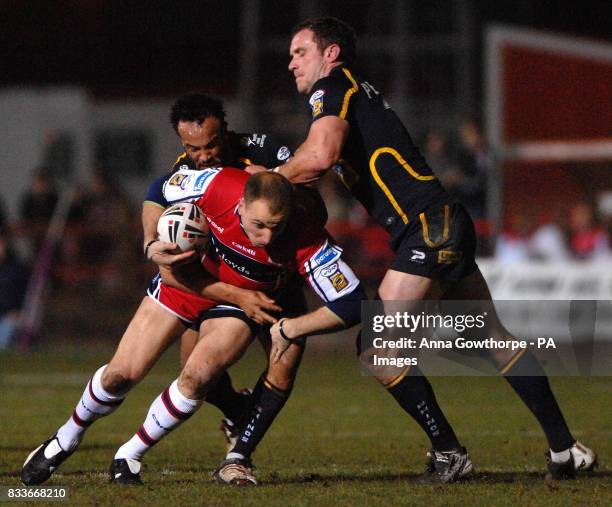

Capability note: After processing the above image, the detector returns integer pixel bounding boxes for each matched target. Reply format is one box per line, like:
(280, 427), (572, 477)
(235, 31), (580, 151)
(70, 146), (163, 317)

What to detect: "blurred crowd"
(0, 168), (137, 349)
(496, 197), (612, 262)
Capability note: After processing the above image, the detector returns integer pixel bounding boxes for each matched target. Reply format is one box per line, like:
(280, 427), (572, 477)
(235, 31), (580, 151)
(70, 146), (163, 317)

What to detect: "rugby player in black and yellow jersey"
(254, 17), (596, 482)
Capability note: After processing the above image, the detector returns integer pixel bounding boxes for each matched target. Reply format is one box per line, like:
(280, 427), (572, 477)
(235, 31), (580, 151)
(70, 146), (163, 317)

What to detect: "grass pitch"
(1, 342), (610, 506)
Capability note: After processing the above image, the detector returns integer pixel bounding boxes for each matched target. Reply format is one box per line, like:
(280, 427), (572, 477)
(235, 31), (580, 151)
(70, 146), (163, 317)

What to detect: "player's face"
(289, 28), (328, 94)
(177, 116), (226, 169)
(239, 198), (288, 247)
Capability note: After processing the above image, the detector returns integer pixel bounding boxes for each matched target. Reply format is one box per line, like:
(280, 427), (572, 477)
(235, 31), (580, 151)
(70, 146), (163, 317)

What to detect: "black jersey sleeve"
(234, 132), (292, 167)
(143, 174), (171, 208)
(307, 71), (357, 123)
(144, 153), (193, 207)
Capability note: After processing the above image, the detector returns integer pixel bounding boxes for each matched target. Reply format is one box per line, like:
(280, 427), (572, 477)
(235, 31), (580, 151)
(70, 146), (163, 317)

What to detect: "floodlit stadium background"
(0, 0), (610, 348)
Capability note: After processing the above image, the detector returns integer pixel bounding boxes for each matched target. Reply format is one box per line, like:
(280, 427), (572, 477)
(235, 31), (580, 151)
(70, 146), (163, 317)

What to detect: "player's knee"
(267, 351), (299, 390)
(179, 366), (214, 399)
(101, 367), (135, 395)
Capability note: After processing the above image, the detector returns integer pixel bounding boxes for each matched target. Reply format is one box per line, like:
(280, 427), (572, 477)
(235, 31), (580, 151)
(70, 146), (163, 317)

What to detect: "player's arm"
(142, 174), (197, 265)
(270, 238), (365, 362)
(160, 263), (281, 325)
(274, 116), (348, 184)
(270, 280), (365, 363)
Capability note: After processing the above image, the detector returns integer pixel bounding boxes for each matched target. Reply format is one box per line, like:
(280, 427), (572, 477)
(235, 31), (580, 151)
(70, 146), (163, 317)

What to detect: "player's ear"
(238, 197), (246, 214)
(325, 44), (341, 62)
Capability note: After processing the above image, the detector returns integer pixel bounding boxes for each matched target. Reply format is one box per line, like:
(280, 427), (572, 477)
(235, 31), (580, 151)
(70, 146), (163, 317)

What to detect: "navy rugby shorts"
(391, 202), (478, 282)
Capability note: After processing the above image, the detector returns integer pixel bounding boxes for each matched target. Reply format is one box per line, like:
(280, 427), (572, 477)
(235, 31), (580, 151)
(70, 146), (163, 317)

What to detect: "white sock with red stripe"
(56, 365), (125, 452)
(114, 379), (203, 461)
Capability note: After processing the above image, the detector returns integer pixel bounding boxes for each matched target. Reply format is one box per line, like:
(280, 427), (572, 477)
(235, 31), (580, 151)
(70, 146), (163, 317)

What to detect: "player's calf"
(21, 364), (126, 485)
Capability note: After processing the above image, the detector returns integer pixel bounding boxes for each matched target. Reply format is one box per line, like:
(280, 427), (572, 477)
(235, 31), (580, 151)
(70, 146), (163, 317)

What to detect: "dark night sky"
(1, 0), (609, 98)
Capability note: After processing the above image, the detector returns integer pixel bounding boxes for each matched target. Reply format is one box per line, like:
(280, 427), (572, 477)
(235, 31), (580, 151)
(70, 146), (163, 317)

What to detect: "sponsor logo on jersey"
(329, 270), (348, 292)
(438, 249), (462, 264)
(210, 237), (285, 285)
(232, 242), (256, 256)
(309, 90), (325, 104)
(193, 169), (218, 192)
(246, 133), (267, 147)
(180, 164), (189, 170)
(320, 263), (339, 277)
(168, 172), (191, 188)
(309, 89), (325, 117)
(277, 146), (291, 161)
(208, 219), (224, 234)
(410, 249), (426, 264)
(313, 243), (341, 267)
(360, 81), (380, 99)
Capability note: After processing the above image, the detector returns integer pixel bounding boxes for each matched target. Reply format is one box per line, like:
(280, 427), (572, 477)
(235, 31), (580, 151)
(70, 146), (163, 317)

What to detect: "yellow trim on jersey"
(340, 68), (359, 119)
(369, 147), (438, 225)
(239, 157), (253, 166)
(420, 204), (450, 248)
(499, 347), (527, 375)
(372, 147), (436, 182)
(174, 153), (187, 165)
(383, 367), (411, 389)
(143, 200), (166, 210)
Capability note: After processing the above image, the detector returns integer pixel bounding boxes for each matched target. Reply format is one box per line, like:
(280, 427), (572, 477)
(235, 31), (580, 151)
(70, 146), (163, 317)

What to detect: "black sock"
(230, 374), (291, 459)
(503, 351), (575, 452)
(386, 367), (460, 452)
(205, 371), (248, 422)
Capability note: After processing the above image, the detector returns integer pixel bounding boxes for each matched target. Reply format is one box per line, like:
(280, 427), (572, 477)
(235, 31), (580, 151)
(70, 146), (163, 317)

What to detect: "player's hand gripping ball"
(157, 203), (210, 253)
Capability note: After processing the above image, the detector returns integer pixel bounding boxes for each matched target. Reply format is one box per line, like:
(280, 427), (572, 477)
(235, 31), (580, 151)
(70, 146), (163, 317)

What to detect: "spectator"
(19, 168), (59, 259)
(452, 118), (490, 220)
(495, 212), (531, 262)
(597, 191), (612, 258)
(0, 229), (30, 349)
(77, 169), (134, 287)
(568, 202), (609, 260)
(529, 212), (570, 261)
(423, 129), (457, 181)
(20, 168), (58, 224)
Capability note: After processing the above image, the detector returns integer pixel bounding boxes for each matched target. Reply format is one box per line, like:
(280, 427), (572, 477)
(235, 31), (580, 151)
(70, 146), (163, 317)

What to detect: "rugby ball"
(157, 203), (210, 252)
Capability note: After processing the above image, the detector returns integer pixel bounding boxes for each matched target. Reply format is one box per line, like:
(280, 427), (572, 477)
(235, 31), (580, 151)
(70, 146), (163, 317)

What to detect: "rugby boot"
(22, 435), (73, 486)
(418, 446), (474, 484)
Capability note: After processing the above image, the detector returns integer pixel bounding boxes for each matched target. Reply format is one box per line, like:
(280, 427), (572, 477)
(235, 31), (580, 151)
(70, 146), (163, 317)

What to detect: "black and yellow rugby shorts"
(391, 202), (478, 282)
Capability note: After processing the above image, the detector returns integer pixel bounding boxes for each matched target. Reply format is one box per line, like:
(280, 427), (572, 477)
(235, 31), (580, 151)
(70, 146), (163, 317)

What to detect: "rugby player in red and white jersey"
(142, 93), (326, 451)
(21, 170), (365, 486)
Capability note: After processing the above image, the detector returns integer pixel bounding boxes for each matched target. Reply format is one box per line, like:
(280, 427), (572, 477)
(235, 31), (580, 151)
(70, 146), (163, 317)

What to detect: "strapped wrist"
(278, 318), (292, 341)
(144, 239), (159, 258)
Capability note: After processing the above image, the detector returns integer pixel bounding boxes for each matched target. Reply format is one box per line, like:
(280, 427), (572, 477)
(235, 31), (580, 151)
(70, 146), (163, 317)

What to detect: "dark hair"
(244, 172), (293, 216)
(292, 17), (357, 66)
(170, 93), (226, 132)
